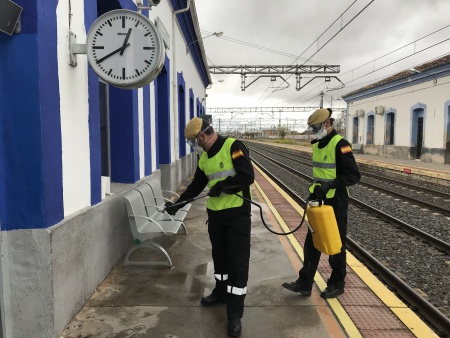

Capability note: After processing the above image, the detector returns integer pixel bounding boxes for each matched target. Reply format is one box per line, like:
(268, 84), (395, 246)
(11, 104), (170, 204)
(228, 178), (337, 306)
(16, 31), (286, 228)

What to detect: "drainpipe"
(172, 0), (192, 162)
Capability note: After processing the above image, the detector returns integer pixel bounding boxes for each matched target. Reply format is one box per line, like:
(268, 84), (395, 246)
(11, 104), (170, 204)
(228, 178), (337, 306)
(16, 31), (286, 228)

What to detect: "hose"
(165, 192), (310, 236)
(233, 193), (310, 236)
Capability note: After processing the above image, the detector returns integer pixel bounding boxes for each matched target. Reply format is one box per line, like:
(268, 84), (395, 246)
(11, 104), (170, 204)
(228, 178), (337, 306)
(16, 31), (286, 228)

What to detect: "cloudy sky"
(194, 0), (450, 131)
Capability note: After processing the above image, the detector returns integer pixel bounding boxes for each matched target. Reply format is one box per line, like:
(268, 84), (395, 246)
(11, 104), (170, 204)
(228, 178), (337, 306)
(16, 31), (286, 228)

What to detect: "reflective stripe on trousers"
(227, 285), (247, 296)
(214, 274), (229, 281)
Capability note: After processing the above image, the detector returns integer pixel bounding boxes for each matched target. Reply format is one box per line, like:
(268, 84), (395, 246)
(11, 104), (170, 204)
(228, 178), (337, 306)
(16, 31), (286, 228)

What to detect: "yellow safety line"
(252, 174), (361, 337)
(347, 255), (438, 338)
(253, 165), (438, 338)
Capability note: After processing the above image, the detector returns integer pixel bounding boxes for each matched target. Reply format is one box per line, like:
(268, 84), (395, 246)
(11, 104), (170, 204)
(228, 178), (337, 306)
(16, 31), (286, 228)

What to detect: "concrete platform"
(60, 186), (343, 338)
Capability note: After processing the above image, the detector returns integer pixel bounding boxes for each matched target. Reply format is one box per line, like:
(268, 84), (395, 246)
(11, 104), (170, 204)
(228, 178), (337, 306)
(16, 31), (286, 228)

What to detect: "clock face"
(86, 10), (164, 89)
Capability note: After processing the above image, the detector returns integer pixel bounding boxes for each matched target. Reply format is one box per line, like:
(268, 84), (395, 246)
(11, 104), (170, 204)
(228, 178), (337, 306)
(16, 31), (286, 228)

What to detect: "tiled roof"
(342, 54), (450, 98)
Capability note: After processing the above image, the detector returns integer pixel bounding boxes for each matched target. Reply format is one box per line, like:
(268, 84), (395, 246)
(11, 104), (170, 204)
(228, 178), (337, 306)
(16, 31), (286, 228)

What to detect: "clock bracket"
(68, 30), (86, 67)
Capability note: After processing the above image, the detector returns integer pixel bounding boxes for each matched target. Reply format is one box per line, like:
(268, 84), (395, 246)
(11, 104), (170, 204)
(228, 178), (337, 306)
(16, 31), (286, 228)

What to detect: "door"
(416, 117), (423, 158)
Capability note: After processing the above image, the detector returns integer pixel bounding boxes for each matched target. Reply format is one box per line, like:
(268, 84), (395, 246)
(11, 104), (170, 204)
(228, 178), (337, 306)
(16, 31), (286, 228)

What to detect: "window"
(366, 115), (374, 144)
(385, 112), (395, 145)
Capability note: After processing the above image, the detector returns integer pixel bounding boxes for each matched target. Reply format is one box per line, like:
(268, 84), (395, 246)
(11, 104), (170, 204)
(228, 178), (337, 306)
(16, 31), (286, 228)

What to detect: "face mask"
(186, 125), (211, 150)
(314, 128), (328, 140)
(193, 145), (204, 154)
(309, 121), (329, 140)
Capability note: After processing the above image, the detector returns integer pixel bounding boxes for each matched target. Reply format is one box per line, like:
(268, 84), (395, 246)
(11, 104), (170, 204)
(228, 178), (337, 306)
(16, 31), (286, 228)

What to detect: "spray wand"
(233, 193), (313, 236)
(163, 191), (312, 236)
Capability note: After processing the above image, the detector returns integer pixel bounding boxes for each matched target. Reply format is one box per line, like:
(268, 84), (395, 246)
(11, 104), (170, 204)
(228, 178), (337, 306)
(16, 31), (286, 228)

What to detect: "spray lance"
(163, 189), (312, 236)
(164, 187), (342, 255)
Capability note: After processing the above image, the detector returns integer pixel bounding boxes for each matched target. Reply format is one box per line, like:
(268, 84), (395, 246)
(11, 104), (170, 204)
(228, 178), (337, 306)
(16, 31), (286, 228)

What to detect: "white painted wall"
(57, 1), (91, 216)
(151, 3), (207, 164)
(138, 88), (145, 178)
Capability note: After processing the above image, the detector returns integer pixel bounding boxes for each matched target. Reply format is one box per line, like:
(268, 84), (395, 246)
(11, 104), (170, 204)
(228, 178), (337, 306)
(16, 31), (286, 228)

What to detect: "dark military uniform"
(176, 135), (254, 320)
(298, 129), (361, 291)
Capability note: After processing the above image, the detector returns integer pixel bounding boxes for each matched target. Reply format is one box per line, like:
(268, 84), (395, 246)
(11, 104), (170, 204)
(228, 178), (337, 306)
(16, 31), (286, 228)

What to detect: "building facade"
(0, 0), (210, 337)
(342, 55), (450, 164)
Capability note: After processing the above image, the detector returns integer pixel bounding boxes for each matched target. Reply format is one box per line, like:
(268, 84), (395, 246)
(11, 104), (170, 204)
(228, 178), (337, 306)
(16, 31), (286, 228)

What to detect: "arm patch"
(340, 145), (352, 154)
(232, 149), (244, 160)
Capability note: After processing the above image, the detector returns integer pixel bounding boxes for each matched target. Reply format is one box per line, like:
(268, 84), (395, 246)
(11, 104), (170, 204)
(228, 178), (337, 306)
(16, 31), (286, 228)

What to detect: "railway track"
(248, 146), (450, 336)
(248, 142), (450, 216)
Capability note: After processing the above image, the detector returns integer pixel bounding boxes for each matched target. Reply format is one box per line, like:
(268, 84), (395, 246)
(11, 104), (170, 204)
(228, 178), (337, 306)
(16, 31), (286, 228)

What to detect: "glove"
(164, 201), (181, 216)
(313, 181), (336, 201)
(313, 185), (325, 202)
(208, 181), (224, 197)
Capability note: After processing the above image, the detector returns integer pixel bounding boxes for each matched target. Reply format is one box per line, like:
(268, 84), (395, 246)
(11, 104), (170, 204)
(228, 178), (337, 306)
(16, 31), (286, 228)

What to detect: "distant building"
(342, 55), (450, 164)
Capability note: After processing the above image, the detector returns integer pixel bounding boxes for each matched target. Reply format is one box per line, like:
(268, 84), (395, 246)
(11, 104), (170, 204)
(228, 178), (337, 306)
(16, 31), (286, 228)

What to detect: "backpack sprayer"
(164, 191), (342, 255)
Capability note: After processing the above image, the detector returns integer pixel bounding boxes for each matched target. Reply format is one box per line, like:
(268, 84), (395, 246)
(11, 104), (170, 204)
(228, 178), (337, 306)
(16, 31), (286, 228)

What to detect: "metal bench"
(123, 187), (188, 268)
(143, 177), (192, 221)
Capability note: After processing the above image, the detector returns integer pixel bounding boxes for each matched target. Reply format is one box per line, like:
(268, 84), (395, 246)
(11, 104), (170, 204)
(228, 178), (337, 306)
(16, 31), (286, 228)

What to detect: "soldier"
(166, 117), (254, 337)
(282, 108), (361, 298)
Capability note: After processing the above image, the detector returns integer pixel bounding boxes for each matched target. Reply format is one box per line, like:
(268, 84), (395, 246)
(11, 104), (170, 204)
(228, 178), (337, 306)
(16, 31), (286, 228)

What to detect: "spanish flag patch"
(232, 149), (244, 160)
(341, 145), (352, 154)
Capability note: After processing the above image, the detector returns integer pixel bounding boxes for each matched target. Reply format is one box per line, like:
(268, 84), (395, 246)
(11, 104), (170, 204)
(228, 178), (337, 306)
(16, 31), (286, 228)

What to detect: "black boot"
(320, 286), (344, 298)
(201, 289), (227, 306)
(282, 278), (311, 296)
(227, 318), (242, 337)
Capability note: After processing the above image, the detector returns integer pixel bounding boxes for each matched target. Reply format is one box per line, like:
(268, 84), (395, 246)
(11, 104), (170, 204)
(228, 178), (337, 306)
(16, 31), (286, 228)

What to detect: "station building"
(0, 0), (209, 336)
(342, 54), (450, 164)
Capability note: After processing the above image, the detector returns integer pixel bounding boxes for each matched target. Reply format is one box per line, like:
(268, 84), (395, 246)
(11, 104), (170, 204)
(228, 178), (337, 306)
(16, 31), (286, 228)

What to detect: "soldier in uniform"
(282, 108), (361, 298)
(166, 117), (254, 337)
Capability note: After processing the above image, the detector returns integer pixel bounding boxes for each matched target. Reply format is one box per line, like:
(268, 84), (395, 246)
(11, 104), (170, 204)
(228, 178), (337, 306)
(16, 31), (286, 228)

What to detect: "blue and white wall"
(0, 0), (210, 337)
(343, 59), (450, 164)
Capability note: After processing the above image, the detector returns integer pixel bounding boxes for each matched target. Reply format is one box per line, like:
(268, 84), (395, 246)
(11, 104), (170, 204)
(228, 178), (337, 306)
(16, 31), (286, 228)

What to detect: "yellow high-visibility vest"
(309, 135), (348, 198)
(199, 138), (245, 211)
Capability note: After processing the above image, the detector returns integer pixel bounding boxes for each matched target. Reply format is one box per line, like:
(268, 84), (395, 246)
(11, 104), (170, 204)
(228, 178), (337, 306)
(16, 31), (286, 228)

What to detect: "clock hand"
(96, 43), (131, 64)
(120, 28), (132, 56)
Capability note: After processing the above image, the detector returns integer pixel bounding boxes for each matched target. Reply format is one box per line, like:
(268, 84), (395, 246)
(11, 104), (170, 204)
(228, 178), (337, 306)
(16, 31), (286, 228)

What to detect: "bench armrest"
(130, 215), (166, 234)
(144, 204), (175, 221)
(154, 196), (171, 203)
(144, 203), (164, 212)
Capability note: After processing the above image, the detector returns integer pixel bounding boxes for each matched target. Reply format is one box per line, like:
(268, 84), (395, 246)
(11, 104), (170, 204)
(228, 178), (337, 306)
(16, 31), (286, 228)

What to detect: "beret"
(185, 117), (203, 139)
(307, 108), (331, 126)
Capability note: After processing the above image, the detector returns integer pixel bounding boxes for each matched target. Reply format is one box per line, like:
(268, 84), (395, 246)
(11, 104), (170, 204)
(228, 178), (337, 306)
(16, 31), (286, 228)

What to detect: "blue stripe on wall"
(0, 0), (63, 230)
(155, 55), (171, 166)
(178, 72), (186, 157)
(196, 98), (201, 117)
(109, 87), (139, 183)
(189, 88), (194, 119)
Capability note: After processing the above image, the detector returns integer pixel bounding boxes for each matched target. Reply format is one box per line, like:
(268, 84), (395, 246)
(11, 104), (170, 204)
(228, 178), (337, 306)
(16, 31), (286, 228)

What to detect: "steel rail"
(250, 148), (450, 254)
(250, 156), (450, 337)
(249, 143), (450, 217)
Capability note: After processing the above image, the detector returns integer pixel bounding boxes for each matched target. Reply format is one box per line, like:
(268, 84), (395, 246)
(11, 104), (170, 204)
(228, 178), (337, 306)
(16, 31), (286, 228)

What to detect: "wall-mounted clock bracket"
(136, 0), (161, 13)
(68, 30), (86, 67)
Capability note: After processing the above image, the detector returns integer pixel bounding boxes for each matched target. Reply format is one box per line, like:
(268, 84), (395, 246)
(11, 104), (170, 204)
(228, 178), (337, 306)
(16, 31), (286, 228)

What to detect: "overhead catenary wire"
(203, 1), (450, 115)
(276, 38), (450, 107)
(263, 4), (450, 106)
(201, 30), (327, 65)
(258, 0), (376, 105)
(255, 0), (359, 104)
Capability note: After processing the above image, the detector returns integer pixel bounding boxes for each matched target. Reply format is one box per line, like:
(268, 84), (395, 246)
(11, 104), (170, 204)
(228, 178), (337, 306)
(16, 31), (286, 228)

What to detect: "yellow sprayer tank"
(306, 201), (342, 255)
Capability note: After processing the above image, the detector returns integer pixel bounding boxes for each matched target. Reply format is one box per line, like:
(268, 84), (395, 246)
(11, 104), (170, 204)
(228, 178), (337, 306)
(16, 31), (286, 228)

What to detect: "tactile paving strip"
(254, 168), (417, 337)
